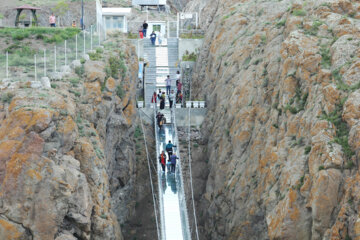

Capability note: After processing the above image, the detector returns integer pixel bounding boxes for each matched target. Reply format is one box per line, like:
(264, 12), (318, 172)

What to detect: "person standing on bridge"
(170, 153), (179, 173)
(165, 141), (176, 159)
(166, 75), (172, 95)
(142, 21), (148, 37)
(160, 92), (165, 110)
(176, 80), (182, 95)
(150, 31), (157, 46)
(169, 89), (175, 108)
(151, 91), (157, 104)
(159, 151), (167, 172)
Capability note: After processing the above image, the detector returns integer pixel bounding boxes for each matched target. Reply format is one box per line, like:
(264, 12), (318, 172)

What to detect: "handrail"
(139, 107), (160, 240)
(153, 103), (166, 240)
(171, 108), (192, 239)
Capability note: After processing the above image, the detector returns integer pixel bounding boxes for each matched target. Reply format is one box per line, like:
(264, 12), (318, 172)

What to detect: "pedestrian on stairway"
(158, 31), (162, 45)
(160, 93), (165, 110)
(176, 80), (182, 94)
(157, 89), (162, 101)
(139, 26), (144, 39)
(176, 70), (181, 82)
(170, 153), (179, 173)
(166, 75), (172, 95)
(159, 151), (167, 172)
(176, 91), (183, 104)
(150, 31), (157, 45)
(169, 89), (175, 108)
(165, 140), (176, 158)
(151, 91), (157, 104)
(156, 112), (165, 129)
(142, 21), (148, 37)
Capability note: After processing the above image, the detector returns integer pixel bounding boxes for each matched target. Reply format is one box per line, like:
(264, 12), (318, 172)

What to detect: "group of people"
(49, 13), (79, 29)
(159, 141), (179, 173)
(139, 21), (162, 45)
(151, 71), (184, 112)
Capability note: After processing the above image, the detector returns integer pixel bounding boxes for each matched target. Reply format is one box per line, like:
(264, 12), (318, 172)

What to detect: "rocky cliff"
(0, 34), (152, 239)
(184, 0), (360, 239)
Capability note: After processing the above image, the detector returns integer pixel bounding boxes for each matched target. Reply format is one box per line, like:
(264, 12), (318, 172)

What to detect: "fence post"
(91, 25), (93, 50)
(177, 12), (180, 38)
(195, 12), (198, 29)
(34, 54), (37, 82)
(76, 34), (78, 61)
(65, 40), (67, 66)
(54, 46), (57, 73)
(98, 23), (101, 46)
(137, 39), (140, 59)
(83, 31), (86, 57)
(167, 21), (170, 38)
(6, 51), (8, 79)
(44, 49), (46, 77)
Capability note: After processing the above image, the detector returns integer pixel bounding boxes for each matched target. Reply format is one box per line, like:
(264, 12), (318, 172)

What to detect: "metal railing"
(0, 26), (102, 85)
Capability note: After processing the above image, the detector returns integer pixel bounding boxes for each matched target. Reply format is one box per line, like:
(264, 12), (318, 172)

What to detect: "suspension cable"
(187, 68), (200, 240)
(139, 111), (160, 240)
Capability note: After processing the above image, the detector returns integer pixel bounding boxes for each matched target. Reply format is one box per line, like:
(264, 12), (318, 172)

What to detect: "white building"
(96, 0), (131, 35)
(102, 8), (131, 33)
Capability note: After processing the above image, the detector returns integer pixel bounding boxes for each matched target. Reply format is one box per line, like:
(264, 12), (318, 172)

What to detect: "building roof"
(102, 8), (131, 16)
(15, 5), (41, 10)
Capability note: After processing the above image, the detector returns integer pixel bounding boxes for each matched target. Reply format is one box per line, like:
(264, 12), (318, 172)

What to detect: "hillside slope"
(185, 0), (360, 239)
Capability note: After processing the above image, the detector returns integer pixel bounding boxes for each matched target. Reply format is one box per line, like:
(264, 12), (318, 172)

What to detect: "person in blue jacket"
(170, 153), (179, 173)
(165, 140), (176, 158)
(150, 31), (156, 45)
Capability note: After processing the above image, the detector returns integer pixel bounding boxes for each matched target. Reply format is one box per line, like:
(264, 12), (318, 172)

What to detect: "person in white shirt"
(176, 70), (181, 81)
(158, 31), (162, 45)
(166, 75), (172, 95)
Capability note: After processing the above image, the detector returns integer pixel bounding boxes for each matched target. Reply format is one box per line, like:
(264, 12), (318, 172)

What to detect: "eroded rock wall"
(0, 37), (141, 239)
(185, 0), (360, 239)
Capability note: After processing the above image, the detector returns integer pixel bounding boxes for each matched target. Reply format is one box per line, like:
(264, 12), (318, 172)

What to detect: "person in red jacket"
(159, 151), (167, 172)
(151, 91), (157, 103)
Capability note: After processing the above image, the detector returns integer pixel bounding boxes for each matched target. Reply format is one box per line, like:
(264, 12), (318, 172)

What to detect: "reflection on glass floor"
(158, 125), (184, 240)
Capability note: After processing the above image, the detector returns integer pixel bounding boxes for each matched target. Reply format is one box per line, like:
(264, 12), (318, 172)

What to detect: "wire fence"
(0, 25), (102, 84)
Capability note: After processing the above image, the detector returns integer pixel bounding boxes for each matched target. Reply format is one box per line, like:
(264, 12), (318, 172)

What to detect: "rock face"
(184, 0), (360, 239)
(0, 37), (142, 239)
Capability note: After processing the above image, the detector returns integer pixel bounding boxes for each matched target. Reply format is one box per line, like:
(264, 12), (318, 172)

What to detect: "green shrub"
(1, 92), (14, 103)
(318, 165), (325, 171)
(276, 20), (286, 28)
(304, 146), (311, 154)
(75, 65), (85, 77)
(292, 9), (307, 16)
(116, 84), (124, 99)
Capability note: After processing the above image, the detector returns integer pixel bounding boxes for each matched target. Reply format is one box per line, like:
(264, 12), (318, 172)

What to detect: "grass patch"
(320, 98), (355, 159)
(292, 9), (307, 17)
(180, 33), (204, 39)
(276, 19), (286, 28)
(182, 51), (197, 61)
(304, 20), (324, 36)
(320, 46), (331, 69)
(332, 68), (360, 91)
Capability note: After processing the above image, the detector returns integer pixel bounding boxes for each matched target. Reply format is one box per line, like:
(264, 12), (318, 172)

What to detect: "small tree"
(52, 1), (69, 26)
